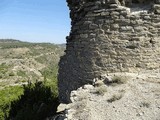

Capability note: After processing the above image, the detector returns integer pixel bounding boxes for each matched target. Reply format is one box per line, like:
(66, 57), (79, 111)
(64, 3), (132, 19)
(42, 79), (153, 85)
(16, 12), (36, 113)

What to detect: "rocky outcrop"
(58, 0), (160, 103)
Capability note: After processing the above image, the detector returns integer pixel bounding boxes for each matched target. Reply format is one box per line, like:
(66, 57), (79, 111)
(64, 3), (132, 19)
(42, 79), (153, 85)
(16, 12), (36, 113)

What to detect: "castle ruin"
(58, 0), (160, 103)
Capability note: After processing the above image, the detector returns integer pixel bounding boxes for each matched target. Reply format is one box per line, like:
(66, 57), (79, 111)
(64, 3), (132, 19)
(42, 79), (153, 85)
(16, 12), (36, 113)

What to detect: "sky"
(0, 0), (70, 44)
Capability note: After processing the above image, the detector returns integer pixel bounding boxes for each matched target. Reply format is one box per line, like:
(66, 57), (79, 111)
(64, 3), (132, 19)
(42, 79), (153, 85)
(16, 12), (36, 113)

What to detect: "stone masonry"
(58, 0), (160, 103)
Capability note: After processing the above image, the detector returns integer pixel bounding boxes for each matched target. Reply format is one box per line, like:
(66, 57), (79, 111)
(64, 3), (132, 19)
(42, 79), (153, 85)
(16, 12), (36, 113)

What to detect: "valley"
(0, 39), (65, 119)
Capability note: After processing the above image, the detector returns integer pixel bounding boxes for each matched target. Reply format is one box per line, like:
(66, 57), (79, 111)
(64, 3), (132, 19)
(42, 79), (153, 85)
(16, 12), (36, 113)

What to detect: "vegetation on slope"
(0, 86), (23, 119)
(0, 39), (65, 87)
(0, 39), (65, 120)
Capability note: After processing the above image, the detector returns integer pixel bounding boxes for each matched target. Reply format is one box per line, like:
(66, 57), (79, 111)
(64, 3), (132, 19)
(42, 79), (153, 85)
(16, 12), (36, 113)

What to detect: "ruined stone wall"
(58, 0), (160, 103)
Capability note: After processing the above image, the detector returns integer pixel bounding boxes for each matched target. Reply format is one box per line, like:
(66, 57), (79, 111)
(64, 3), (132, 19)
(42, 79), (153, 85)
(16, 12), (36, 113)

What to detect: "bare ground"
(58, 70), (160, 120)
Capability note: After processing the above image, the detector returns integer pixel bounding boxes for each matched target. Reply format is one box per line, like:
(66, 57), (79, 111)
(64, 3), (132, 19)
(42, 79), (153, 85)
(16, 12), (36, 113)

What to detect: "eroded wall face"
(58, 0), (160, 103)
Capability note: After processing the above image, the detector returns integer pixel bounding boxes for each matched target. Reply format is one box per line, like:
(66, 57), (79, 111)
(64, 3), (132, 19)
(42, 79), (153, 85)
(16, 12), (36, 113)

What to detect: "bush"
(0, 74), (3, 79)
(9, 72), (15, 76)
(17, 70), (26, 77)
(0, 86), (23, 120)
(0, 63), (8, 75)
(7, 81), (59, 120)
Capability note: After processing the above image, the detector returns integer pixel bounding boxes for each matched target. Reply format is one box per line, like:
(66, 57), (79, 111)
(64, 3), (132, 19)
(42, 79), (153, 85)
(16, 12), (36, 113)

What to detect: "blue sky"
(0, 0), (70, 44)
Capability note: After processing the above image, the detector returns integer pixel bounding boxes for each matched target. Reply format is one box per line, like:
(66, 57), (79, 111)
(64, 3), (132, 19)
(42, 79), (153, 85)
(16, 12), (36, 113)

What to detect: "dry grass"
(104, 75), (128, 86)
(95, 86), (107, 95)
(107, 94), (123, 103)
(94, 80), (104, 87)
(112, 76), (127, 84)
(140, 101), (150, 108)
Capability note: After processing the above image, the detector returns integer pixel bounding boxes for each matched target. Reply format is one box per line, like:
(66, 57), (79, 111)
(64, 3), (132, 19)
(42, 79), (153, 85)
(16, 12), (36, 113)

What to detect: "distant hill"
(0, 39), (65, 49)
(0, 39), (22, 43)
(0, 39), (65, 89)
(58, 43), (66, 47)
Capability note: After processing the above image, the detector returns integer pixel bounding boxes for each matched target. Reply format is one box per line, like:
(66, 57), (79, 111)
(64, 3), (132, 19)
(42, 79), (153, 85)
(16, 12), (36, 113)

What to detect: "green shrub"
(17, 70), (26, 77)
(8, 81), (59, 120)
(0, 79), (59, 120)
(21, 79), (27, 83)
(0, 74), (3, 79)
(9, 72), (15, 76)
(0, 63), (9, 75)
(14, 80), (19, 84)
(0, 86), (23, 120)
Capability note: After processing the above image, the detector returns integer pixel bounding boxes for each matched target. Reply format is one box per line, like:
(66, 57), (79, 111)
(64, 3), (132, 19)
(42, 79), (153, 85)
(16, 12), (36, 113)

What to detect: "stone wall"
(58, 0), (160, 103)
